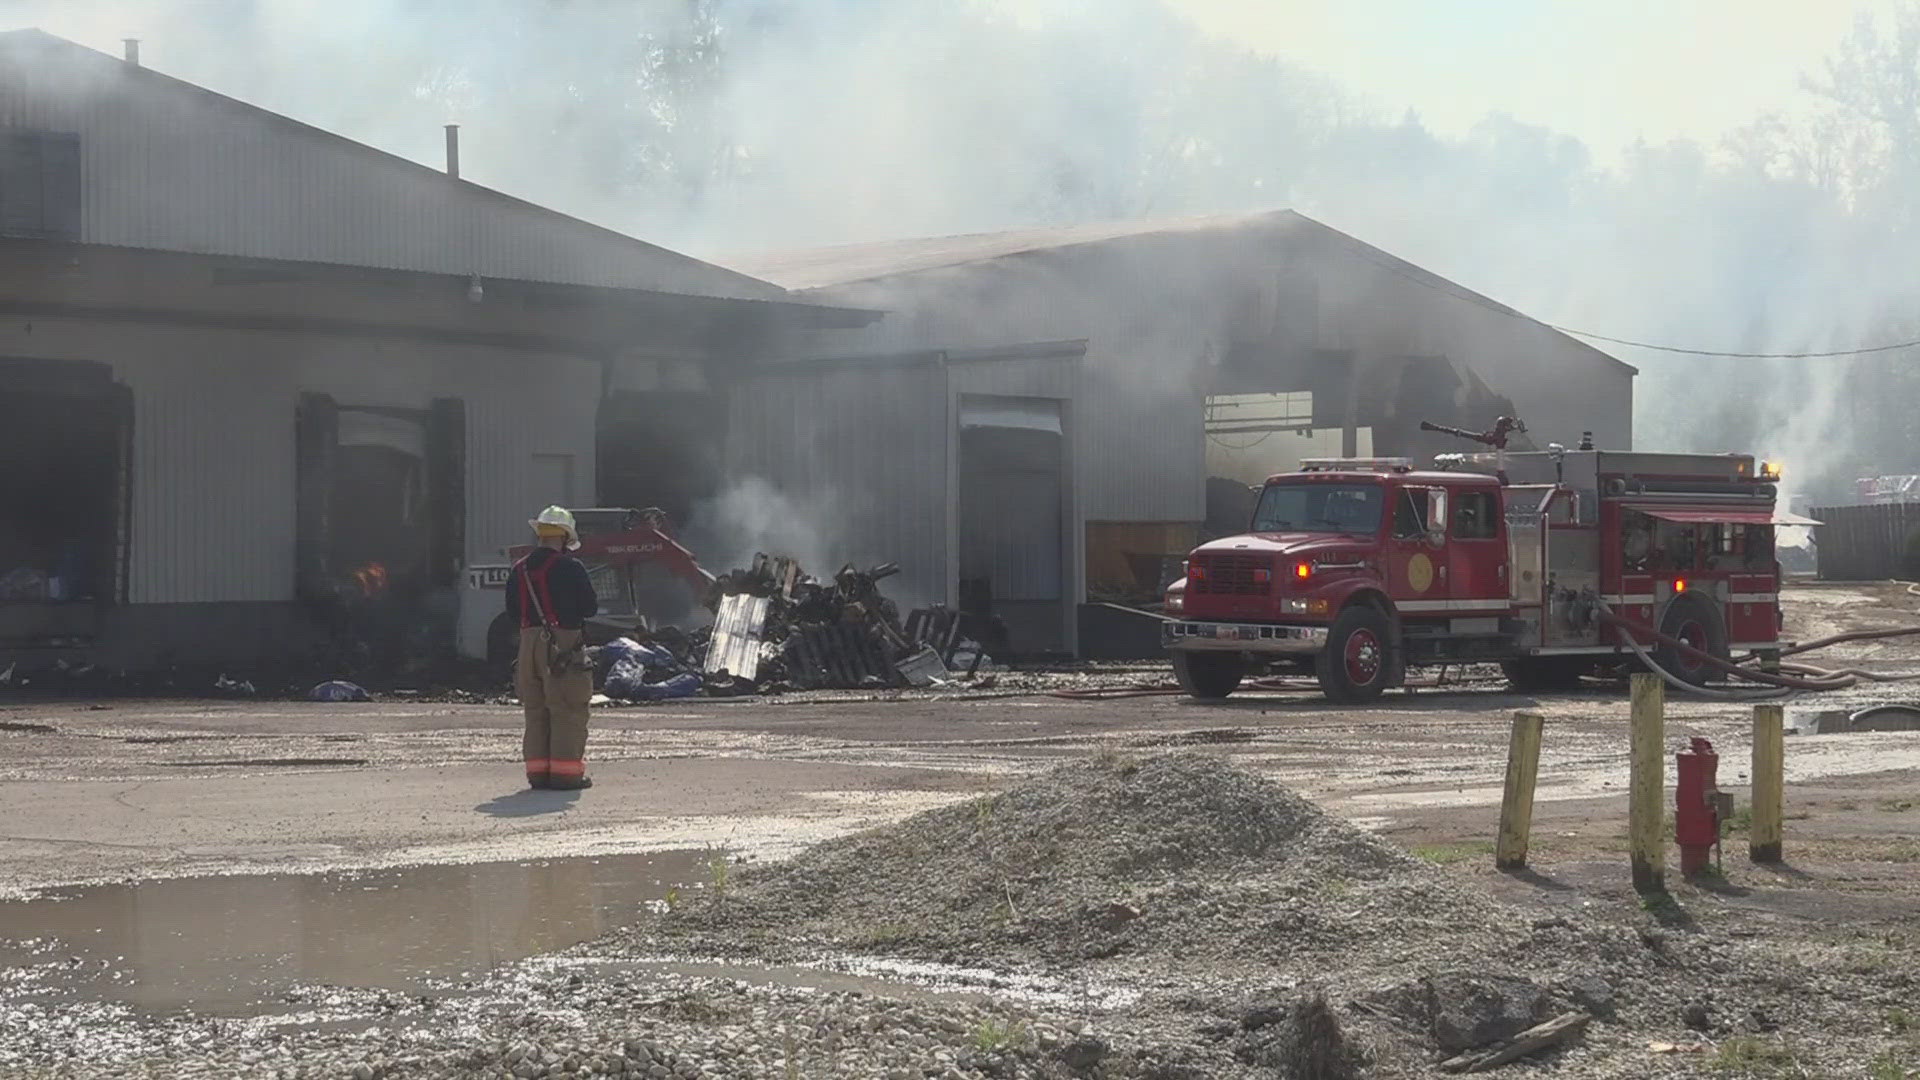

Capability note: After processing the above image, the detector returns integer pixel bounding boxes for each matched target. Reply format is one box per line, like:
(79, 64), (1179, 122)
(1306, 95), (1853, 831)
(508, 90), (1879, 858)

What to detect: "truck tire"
(1651, 595), (1728, 686)
(1316, 604), (1397, 704)
(1501, 656), (1589, 692)
(1172, 651), (1244, 699)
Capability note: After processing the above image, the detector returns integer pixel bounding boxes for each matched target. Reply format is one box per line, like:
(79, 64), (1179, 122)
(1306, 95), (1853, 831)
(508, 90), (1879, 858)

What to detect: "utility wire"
(1323, 235), (1920, 360)
(1548, 327), (1920, 359)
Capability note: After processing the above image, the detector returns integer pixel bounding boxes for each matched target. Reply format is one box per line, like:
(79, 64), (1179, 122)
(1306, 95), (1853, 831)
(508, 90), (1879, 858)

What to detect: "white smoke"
(681, 476), (843, 579)
(8, 0), (1917, 502)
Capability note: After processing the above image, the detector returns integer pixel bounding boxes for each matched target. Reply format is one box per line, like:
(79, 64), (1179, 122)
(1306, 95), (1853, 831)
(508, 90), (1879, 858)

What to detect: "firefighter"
(505, 506), (599, 790)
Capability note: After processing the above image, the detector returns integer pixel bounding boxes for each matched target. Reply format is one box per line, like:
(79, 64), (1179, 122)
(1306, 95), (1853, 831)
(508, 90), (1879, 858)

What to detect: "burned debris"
(592, 553), (1000, 701)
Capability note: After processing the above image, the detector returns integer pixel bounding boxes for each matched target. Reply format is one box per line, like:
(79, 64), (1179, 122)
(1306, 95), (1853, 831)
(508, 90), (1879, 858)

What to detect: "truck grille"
(1190, 553), (1270, 595)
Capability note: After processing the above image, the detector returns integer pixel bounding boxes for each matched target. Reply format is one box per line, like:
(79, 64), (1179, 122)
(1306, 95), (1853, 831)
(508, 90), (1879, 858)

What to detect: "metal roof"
(724, 209), (1635, 375)
(725, 212), (1276, 290)
(0, 29), (792, 303)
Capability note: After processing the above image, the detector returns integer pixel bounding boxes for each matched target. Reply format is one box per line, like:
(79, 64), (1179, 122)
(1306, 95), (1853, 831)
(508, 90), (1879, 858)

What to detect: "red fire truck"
(1163, 424), (1803, 702)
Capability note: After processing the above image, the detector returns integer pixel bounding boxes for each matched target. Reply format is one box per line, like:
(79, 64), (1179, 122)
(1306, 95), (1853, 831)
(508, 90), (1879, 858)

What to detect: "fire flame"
(350, 563), (389, 598)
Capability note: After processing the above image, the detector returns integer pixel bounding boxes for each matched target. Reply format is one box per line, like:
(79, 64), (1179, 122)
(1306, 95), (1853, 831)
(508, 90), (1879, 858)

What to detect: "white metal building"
(0, 30), (862, 670)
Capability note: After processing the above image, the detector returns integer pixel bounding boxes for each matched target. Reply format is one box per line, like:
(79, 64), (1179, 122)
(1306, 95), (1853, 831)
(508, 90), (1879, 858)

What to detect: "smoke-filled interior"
(0, 375), (122, 624)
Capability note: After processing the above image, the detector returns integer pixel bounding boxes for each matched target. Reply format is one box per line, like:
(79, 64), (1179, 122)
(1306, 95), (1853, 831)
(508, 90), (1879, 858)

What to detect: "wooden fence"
(1812, 502), (1920, 580)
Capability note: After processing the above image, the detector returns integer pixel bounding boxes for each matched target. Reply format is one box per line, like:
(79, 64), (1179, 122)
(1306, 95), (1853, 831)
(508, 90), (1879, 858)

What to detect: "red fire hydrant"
(1675, 736), (1722, 875)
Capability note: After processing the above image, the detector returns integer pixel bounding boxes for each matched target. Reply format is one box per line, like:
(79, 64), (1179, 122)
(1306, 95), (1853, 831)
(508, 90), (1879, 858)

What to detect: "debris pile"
(601, 553), (993, 696)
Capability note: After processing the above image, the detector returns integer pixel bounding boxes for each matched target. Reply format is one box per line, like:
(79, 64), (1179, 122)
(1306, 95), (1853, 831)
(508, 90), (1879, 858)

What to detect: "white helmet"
(529, 505), (580, 550)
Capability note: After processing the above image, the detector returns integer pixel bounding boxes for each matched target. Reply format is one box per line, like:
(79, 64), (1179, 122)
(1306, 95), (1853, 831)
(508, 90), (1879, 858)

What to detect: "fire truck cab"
(1163, 444), (1798, 702)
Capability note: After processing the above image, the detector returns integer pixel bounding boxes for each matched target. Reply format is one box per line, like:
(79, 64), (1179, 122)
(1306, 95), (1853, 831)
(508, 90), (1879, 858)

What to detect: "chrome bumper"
(1162, 620), (1329, 654)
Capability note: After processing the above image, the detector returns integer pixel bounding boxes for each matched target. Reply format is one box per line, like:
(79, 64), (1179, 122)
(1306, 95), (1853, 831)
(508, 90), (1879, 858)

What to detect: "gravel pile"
(651, 753), (1503, 976)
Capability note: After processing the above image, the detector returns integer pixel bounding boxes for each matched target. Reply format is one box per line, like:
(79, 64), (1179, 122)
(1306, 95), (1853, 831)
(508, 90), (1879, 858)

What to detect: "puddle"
(0, 850), (709, 1016)
(1789, 704), (1920, 734)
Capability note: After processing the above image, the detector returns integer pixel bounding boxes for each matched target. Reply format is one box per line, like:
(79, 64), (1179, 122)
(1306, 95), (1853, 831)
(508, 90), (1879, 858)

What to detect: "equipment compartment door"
(1447, 486), (1508, 607)
(1386, 486), (1449, 607)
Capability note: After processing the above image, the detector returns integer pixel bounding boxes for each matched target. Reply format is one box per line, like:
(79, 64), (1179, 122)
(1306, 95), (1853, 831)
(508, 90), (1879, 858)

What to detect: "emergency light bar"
(1298, 457), (1413, 473)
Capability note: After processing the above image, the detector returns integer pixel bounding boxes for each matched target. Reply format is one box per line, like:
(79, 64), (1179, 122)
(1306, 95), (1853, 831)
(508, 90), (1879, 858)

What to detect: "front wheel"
(1651, 596), (1728, 686)
(1315, 605), (1398, 704)
(1172, 651), (1245, 699)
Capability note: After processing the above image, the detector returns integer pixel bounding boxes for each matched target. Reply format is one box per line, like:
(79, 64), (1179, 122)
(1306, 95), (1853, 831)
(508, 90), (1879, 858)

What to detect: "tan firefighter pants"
(516, 627), (591, 784)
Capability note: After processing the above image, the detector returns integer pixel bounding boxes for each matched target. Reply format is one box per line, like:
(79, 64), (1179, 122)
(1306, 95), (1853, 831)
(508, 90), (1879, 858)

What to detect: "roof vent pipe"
(444, 124), (460, 179)
(122, 38), (140, 66)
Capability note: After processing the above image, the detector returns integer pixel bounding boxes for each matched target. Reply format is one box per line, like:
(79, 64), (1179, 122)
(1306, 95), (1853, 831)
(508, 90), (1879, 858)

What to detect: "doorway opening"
(296, 393), (464, 671)
(957, 395), (1066, 657)
(0, 358), (130, 647)
(597, 390), (726, 528)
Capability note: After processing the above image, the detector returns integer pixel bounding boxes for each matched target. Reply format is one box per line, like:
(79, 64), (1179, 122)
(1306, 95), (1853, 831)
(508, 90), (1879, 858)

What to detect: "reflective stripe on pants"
(516, 627), (591, 781)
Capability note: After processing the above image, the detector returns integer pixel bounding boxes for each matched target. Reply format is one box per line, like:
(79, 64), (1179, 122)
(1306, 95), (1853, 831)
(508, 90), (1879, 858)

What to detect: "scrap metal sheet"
(704, 594), (770, 680)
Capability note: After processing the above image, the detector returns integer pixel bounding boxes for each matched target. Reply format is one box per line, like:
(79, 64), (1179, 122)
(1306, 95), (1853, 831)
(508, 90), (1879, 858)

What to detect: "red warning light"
(1674, 578), (1687, 593)
(1295, 561), (1312, 580)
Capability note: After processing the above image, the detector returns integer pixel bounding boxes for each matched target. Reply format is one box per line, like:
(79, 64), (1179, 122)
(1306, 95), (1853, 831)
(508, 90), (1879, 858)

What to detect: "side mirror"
(1426, 489), (1449, 547)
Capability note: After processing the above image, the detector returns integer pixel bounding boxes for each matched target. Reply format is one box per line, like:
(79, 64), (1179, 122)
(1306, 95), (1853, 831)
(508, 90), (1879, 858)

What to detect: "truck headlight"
(1165, 592), (1184, 614)
(1281, 598), (1331, 616)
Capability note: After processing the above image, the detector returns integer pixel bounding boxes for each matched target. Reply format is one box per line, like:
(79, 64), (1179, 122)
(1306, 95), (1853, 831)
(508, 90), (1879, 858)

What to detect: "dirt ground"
(2, 581), (1919, 1076)
(5, 582), (1918, 894)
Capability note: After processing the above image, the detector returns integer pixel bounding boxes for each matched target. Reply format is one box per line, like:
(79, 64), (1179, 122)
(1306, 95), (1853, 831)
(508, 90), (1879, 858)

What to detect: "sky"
(1165, 0), (1902, 162)
(3, 0), (1900, 167)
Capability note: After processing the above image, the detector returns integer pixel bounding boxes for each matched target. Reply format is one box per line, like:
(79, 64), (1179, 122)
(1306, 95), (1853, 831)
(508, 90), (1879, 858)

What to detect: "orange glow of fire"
(351, 563), (389, 597)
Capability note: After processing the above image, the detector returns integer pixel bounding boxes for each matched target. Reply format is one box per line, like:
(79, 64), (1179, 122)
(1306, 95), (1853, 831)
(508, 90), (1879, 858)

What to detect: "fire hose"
(1755, 624), (1920, 662)
(1043, 673), (1496, 700)
(1595, 599), (1920, 700)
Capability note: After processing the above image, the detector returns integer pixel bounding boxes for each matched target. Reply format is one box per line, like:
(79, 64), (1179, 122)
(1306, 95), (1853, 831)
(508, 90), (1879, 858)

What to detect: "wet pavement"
(0, 851), (710, 1015)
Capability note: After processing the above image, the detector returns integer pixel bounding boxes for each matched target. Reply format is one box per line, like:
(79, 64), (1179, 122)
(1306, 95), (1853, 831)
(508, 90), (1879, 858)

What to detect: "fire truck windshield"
(1251, 482), (1384, 536)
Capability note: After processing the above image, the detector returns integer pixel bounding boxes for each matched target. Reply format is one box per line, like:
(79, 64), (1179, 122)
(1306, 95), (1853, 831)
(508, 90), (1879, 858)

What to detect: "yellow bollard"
(1628, 673), (1666, 893)
(1750, 704), (1785, 864)
(1496, 711), (1545, 870)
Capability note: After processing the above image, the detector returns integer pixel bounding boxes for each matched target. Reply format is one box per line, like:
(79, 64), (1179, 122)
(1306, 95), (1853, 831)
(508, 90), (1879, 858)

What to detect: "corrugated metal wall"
(1073, 358), (1207, 523)
(1809, 503), (1920, 580)
(728, 351), (1087, 648)
(0, 34), (779, 300)
(807, 256), (1223, 532)
(726, 359), (951, 610)
(0, 314), (598, 655)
